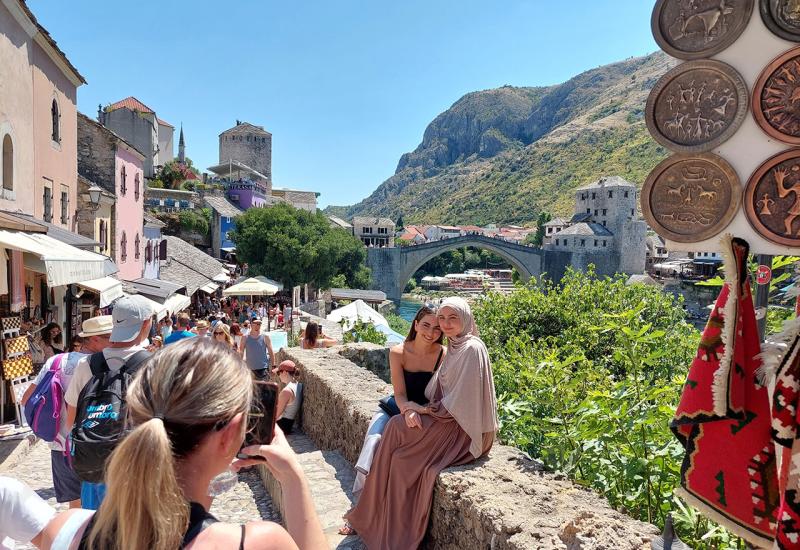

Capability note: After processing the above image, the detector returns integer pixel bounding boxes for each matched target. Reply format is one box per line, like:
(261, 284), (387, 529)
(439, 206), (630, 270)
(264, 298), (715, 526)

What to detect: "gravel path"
(3, 439), (279, 549)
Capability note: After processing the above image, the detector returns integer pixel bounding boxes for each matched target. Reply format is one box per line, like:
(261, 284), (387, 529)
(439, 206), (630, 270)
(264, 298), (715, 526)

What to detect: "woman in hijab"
(344, 297), (498, 549)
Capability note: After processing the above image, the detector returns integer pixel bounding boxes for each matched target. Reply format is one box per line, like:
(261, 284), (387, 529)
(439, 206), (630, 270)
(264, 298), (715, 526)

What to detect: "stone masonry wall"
(277, 345), (658, 549)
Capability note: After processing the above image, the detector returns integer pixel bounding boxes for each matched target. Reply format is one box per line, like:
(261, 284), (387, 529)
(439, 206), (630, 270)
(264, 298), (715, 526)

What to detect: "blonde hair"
(87, 338), (253, 550)
(214, 322), (235, 347)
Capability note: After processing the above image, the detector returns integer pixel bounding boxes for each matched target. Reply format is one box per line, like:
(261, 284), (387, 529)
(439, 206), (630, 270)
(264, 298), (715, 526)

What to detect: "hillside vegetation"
(327, 52), (676, 225)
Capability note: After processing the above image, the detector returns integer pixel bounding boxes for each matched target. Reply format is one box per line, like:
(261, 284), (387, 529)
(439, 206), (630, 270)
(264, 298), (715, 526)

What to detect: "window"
(581, 194), (586, 200)
(580, 239), (585, 247)
(555, 239), (559, 245)
(51, 100), (60, 142)
(624, 191), (629, 198)
(120, 165), (127, 196)
(586, 208), (591, 213)
(594, 240), (598, 247)
(43, 184), (53, 222)
(60, 185), (69, 224)
(608, 191), (613, 198)
(134, 233), (141, 260)
(602, 209), (607, 216)
(2, 135), (12, 192)
(594, 209), (598, 216)
(602, 240), (607, 248)
(134, 173), (140, 200)
(363, 227), (373, 234)
(591, 192), (596, 199)
(145, 241), (152, 263)
(121, 231), (127, 262)
(631, 209), (634, 216)
(602, 220), (607, 227)
(99, 220), (107, 252)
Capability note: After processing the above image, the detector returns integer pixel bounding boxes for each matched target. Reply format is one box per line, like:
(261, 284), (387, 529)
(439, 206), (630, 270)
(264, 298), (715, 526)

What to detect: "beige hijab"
(425, 297), (498, 458)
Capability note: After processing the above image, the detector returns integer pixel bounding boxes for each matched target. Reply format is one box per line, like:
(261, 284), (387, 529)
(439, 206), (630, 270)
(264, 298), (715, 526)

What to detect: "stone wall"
(276, 345), (658, 549)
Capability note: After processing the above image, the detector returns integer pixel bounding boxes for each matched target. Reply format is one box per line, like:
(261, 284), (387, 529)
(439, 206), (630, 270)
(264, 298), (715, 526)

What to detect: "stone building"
(271, 187), (318, 213)
(202, 193), (242, 259)
(0, 0), (86, 229)
(98, 96), (174, 178)
(545, 176), (646, 275)
(542, 217), (569, 245)
(77, 112), (146, 281)
(218, 121), (272, 188)
(424, 225), (461, 241)
(352, 217), (395, 248)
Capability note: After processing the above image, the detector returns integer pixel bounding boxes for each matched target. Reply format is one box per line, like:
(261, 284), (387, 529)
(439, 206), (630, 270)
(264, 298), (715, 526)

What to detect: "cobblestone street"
(2, 439), (279, 549)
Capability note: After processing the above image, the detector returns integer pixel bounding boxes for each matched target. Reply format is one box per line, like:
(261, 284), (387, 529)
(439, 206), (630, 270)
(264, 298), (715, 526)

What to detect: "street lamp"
(86, 184), (103, 211)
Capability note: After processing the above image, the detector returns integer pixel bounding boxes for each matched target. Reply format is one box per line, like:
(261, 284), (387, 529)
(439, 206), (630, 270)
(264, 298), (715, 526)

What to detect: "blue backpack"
(24, 353), (66, 442)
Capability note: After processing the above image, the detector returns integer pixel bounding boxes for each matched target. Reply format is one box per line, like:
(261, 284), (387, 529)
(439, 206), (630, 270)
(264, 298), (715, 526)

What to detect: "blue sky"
(29, 1), (658, 208)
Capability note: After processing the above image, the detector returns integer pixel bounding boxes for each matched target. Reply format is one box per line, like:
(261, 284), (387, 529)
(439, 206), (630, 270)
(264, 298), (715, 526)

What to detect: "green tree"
(531, 211), (552, 247)
(396, 215), (405, 232)
(231, 203), (371, 289)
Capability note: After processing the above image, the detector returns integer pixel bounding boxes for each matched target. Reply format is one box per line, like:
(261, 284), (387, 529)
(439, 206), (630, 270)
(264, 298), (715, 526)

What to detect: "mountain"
(326, 52), (677, 226)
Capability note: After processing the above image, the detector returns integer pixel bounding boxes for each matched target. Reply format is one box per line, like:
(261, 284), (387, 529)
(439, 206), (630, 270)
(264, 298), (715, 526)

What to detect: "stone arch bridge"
(366, 234), (575, 301)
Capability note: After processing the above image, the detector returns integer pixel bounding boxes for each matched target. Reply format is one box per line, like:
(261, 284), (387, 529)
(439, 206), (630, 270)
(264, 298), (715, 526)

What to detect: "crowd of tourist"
(0, 294), (498, 550)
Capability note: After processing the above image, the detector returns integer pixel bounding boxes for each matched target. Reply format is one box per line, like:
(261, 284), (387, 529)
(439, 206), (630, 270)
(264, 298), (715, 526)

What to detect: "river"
(397, 298), (424, 322)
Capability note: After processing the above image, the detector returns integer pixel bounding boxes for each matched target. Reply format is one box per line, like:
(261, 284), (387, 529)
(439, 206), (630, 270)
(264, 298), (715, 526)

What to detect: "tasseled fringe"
(757, 317), (800, 386)
(712, 234), (737, 417)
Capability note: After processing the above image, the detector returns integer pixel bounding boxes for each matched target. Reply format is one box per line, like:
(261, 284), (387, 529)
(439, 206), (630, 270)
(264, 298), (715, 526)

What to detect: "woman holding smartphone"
(44, 339), (325, 550)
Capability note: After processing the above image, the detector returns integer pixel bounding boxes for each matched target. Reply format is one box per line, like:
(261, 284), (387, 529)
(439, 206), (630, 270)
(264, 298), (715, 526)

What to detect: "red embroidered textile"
(671, 237), (778, 547)
(771, 319), (800, 548)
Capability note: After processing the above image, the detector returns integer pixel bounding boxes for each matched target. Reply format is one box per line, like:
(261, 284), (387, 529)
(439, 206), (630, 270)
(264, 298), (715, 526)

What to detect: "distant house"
(542, 217), (570, 244)
(99, 96), (174, 177)
(549, 222), (614, 250)
(142, 212), (165, 280)
(398, 225), (426, 245)
(328, 215), (353, 231)
(271, 187), (319, 213)
(352, 217), (395, 248)
(645, 234), (668, 269)
(424, 225), (461, 241)
(203, 193), (243, 259)
(459, 225), (484, 236)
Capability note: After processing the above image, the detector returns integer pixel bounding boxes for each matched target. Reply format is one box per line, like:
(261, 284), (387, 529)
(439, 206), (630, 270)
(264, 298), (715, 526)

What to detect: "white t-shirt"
(31, 352), (87, 452)
(64, 345), (147, 409)
(0, 476), (55, 550)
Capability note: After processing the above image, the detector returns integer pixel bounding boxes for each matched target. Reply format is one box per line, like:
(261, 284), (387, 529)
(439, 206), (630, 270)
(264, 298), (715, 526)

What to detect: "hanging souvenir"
(671, 235), (779, 547)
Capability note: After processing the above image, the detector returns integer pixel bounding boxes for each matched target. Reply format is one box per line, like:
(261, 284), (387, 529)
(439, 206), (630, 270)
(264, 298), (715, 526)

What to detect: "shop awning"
(126, 293), (168, 320)
(212, 273), (229, 283)
(164, 293), (191, 315)
(0, 230), (108, 286)
(77, 276), (124, 308)
(199, 282), (219, 294)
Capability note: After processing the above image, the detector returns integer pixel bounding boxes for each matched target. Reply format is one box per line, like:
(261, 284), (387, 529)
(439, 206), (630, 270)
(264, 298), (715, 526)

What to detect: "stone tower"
(218, 121), (272, 185)
(178, 124), (185, 163)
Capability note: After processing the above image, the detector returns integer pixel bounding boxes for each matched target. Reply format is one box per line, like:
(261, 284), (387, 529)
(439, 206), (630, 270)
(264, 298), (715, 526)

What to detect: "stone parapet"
(276, 346), (658, 549)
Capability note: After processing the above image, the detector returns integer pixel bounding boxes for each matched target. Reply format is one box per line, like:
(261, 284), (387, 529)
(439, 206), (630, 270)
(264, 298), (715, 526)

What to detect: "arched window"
(51, 100), (60, 142)
(134, 233), (141, 260)
(120, 165), (127, 196)
(2, 135), (12, 191)
(134, 172), (140, 200)
(99, 220), (107, 252)
(121, 231), (127, 262)
(145, 241), (152, 263)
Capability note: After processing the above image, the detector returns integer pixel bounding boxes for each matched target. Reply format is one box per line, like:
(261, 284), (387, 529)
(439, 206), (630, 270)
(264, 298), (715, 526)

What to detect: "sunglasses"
(213, 331), (224, 335)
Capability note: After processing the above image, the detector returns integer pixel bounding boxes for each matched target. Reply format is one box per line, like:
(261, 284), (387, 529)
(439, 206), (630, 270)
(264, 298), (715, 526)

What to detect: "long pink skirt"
(345, 403), (493, 550)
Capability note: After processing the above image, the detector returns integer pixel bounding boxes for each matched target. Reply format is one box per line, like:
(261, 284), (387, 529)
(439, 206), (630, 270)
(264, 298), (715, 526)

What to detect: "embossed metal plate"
(652, 0), (755, 60)
(745, 149), (800, 246)
(761, 0), (800, 42)
(642, 153), (741, 243)
(753, 47), (800, 145)
(646, 60), (749, 153)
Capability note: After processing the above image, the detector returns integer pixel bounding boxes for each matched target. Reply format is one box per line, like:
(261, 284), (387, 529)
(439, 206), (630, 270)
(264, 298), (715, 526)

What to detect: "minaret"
(178, 124), (185, 164)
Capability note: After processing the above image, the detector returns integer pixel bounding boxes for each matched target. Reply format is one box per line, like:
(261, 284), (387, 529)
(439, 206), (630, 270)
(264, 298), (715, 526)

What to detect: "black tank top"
(77, 502), (244, 549)
(403, 348), (443, 405)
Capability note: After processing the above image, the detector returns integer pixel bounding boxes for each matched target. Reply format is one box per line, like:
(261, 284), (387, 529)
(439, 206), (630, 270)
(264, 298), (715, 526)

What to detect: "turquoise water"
(397, 298), (424, 322)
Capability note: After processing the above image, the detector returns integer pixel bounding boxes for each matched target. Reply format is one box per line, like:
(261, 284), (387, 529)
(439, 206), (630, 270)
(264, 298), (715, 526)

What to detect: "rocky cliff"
(327, 52), (677, 225)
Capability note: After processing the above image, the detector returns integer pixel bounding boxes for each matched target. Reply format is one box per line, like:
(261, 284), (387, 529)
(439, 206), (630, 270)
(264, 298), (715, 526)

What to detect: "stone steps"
(257, 431), (365, 549)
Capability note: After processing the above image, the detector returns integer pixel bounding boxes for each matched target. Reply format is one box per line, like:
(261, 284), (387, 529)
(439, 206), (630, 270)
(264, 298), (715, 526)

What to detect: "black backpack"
(70, 350), (152, 483)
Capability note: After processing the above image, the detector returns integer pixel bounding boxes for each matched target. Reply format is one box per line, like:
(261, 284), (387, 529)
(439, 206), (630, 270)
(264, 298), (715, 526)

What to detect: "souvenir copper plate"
(744, 149), (800, 246)
(642, 153), (741, 243)
(761, 0), (800, 42)
(652, 0), (755, 60)
(646, 60), (749, 153)
(753, 47), (800, 144)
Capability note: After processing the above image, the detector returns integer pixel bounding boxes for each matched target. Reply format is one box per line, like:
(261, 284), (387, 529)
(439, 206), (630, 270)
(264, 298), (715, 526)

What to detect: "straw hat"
(78, 315), (113, 337)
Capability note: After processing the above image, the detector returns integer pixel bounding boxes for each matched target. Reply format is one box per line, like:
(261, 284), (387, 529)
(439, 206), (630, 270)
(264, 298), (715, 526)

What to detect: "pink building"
(0, 0), (85, 226)
(77, 113), (145, 281)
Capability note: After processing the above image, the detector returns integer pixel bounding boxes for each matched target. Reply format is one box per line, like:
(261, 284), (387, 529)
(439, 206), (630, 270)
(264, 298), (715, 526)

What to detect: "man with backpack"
(20, 316), (113, 509)
(64, 295), (153, 509)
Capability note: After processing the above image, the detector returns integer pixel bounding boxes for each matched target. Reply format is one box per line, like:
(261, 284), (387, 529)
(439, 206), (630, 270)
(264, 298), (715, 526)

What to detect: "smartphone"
(236, 380), (279, 461)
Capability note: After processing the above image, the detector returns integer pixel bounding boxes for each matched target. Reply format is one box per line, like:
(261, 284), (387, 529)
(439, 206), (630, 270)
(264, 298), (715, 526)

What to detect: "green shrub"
(385, 312), (411, 336)
(341, 319), (387, 346)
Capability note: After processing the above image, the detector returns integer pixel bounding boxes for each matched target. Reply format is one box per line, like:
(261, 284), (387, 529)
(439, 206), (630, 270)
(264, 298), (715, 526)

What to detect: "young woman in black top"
(341, 305), (445, 535)
(47, 339), (325, 550)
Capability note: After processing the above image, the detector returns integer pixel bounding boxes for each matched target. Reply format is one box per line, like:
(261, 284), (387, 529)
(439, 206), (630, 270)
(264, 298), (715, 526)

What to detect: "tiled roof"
(203, 195), (243, 219)
(219, 122), (271, 136)
(328, 216), (352, 229)
(157, 117), (173, 128)
(143, 212), (166, 228)
(106, 96), (154, 114)
(18, 1), (86, 84)
(577, 175), (636, 191)
(543, 217), (569, 227)
(570, 212), (592, 223)
(557, 222), (614, 237)
(159, 236), (228, 296)
(1, 210), (101, 248)
(352, 216), (395, 227)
